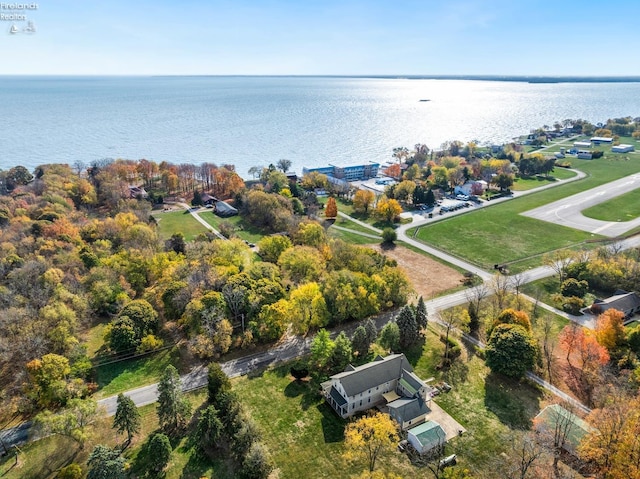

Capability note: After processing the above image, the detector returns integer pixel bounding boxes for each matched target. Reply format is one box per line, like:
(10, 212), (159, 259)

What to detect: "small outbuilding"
(407, 420), (446, 454)
(534, 404), (595, 456)
(612, 144), (635, 153)
(574, 141), (591, 148)
(214, 201), (238, 217)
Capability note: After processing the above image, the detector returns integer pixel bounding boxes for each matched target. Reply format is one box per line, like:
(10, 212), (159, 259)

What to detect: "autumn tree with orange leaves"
(595, 308), (626, 358)
(579, 393), (640, 479)
(559, 324), (609, 405)
(325, 197), (338, 218)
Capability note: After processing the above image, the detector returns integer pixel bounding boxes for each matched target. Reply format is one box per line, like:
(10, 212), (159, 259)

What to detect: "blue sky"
(3, 0), (640, 75)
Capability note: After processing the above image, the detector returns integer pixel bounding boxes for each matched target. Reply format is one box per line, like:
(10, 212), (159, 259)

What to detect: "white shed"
(407, 420), (446, 454)
(612, 144), (634, 153)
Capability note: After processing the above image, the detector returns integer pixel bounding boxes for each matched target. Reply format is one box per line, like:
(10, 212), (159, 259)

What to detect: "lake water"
(1, 76), (640, 178)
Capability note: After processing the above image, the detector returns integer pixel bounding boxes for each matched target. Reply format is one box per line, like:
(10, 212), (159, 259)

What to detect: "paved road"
(523, 173), (640, 237)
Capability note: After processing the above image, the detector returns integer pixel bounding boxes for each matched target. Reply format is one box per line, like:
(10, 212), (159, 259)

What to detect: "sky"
(2, 0), (640, 76)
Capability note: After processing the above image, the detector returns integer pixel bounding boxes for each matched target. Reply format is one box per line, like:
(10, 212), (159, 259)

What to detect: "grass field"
(327, 227), (378, 244)
(410, 152), (640, 270)
(197, 210), (265, 243)
(0, 390), (224, 479)
(582, 187), (640, 221)
(93, 347), (183, 399)
(511, 168), (576, 191)
(153, 209), (209, 241)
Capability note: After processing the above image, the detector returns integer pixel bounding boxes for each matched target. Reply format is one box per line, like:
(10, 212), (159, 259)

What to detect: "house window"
(368, 389), (371, 394)
(368, 398), (370, 403)
(360, 400), (362, 406)
(376, 386), (379, 391)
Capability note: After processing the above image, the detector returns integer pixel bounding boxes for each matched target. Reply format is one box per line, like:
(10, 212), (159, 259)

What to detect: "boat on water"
(419, 99), (430, 102)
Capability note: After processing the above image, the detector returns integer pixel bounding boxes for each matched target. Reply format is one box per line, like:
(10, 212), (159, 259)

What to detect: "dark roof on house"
(388, 396), (430, 423)
(329, 386), (347, 407)
(331, 353), (413, 398)
(593, 290), (640, 313)
(214, 201), (238, 217)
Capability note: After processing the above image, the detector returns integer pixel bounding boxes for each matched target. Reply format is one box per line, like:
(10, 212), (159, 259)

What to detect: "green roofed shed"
(407, 420), (446, 454)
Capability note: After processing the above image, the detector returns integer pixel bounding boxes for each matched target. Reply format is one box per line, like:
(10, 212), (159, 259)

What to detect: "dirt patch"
(372, 244), (464, 299)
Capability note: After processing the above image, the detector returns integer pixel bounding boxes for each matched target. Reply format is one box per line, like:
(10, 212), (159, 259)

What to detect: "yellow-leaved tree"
(343, 412), (399, 473)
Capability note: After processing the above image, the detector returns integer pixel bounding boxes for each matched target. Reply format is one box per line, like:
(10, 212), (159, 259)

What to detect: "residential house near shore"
(590, 290), (640, 322)
(321, 353), (434, 428)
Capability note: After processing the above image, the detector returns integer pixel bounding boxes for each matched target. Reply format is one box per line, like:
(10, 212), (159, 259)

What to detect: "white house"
(574, 141), (591, 148)
(454, 180), (487, 197)
(612, 144), (635, 153)
(321, 353), (433, 419)
(407, 420), (447, 454)
(591, 136), (614, 144)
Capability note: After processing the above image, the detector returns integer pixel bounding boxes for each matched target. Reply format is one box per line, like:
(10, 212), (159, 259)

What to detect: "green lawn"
(152, 209), (209, 241)
(511, 168), (576, 191)
(409, 153), (640, 270)
(582, 188), (640, 221)
(197, 210), (266, 243)
(332, 215), (381, 235)
(327, 227), (379, 244)
(93, 347), (183, 399)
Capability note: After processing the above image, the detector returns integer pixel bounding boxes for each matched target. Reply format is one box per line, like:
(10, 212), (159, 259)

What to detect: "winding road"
(3, 165), (639, 451)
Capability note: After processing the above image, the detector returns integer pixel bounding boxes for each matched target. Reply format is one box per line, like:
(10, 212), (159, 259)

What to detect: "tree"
(343, 412), (399, 473)
(241, 441), (275, 479)
(560, 278), (588, 298)
(157, 365), (192, 433)
(148, 433), (172, 472)
(276, 158), (292, 173)
(534, 403), (579, 477)
(374, 198), (402, 223)
(191, 189), (203, 206)
(278, 246), (325, 284)
(364, 318), (378, 345)
(595, 308), (626, 356)
(381, 227), (397, 244)
(165, 232), (186, 254)
(87, 445), (126, 479)
(486, 324), (537, 379)
(425, 188), (436, 206)
(416, 296), (428, 330)
(195, 405), (223, 452)
(113, 393), (141, 444)
(310, 329), (335, 371)
(57, 464), (83, 479)
(494, 173), (514, 191)
(352, 325), (371, 357)
(396, 305), (419, 349)
(34, 399), (100, 450)
(207, 362), (231, 403)
(288, 282), (329, 334)
(379, 322), (400, 352)
(325, 197), (338, 218)
(257, 234), (292, 263)
(331, 331), (353, 372)
(353, 190), (375, 214)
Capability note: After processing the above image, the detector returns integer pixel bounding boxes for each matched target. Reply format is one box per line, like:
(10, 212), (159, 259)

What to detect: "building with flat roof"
(612, 144), (635, 153)
(303, 162), (380, 182)
(591, 136), (614, 143)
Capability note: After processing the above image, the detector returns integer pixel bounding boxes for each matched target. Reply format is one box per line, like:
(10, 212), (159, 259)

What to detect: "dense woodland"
(0, 160), (409, 421)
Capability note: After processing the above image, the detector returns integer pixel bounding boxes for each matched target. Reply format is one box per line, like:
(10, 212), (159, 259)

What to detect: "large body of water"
(2, 76), (640, 178)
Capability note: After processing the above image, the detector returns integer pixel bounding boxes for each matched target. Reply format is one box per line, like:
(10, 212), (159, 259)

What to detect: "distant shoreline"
(2, 74), (640, 84)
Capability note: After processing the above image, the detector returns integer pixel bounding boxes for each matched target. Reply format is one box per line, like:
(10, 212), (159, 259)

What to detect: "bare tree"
(491, 273), (512, 311)
(543, 250), (576, 283)
(465, 283), (489, 313)
(511, 272), (527, 310)
(542, 314), (556, 384)
(535, 402), (578, 478)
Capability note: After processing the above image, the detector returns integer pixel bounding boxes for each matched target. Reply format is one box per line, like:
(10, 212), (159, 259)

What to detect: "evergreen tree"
(207, 362), (231, 403)
(379, 322), (400, 351)
(331, 331), (353, 372)
(351, 326), (370, 357)
(415, 296), (428, 331)
(157, 365), (192, 433)
(148, 433), (172, 472)
(425, 188), (436, 206)
(191, 189), (203, 206)
(363, 318), (378, 345)
(241, 442), (275, 479)
(396, 305), (419, 349)
(87, 445), (126, 479)
(113, 393), (141, 444)
(195, 405), (223, 453)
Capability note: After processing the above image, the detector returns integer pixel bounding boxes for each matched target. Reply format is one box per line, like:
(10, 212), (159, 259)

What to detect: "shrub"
(381, 227), (397, 244)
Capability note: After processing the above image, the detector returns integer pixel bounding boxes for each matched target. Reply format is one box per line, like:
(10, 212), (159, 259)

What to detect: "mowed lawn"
(511, 168), (576, 191)
(582, 187), (640, 221)
(411, 154), (640, 269)
(197, 210), (265, 243)
(153, 209), (208, 241)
